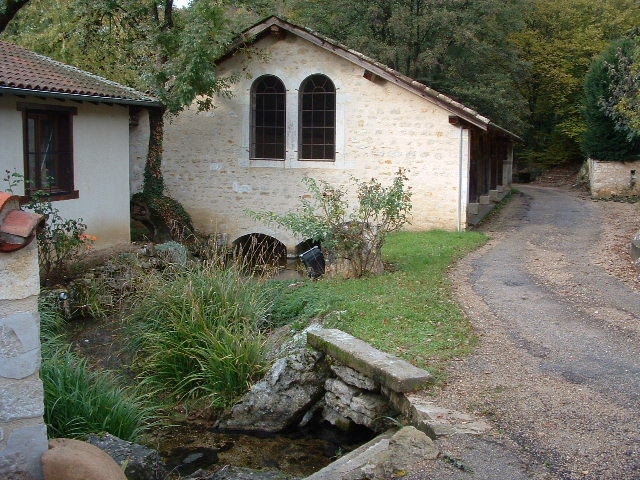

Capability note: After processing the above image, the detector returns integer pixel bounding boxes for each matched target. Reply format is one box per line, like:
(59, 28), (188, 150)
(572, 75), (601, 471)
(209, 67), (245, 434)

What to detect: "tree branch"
(0, 0), (31, 33)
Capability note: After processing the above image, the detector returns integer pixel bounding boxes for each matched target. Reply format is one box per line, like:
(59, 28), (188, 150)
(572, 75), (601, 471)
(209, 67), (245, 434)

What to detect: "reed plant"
(41, 346), (154, 441)
(125, 262), (273, 407)
(38, 296), (154, 441)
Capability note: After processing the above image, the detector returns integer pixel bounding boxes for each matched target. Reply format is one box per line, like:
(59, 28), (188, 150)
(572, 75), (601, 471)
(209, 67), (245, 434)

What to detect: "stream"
(157, 420), (375, 477)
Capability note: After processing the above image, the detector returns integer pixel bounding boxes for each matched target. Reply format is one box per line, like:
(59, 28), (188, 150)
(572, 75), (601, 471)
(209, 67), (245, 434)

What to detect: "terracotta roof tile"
(0, 209), (42, 238)
(0, 40), (160, 106)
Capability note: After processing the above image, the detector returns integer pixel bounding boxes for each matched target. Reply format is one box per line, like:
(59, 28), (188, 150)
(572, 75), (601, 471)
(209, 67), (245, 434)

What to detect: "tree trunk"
(0, 0), (30, 33)
(144, 106), (166, 196)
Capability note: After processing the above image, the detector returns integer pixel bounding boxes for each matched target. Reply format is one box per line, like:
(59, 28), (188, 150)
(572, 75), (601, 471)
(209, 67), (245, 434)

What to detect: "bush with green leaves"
(598, 29), (640, 144)
(125, 263), (273, 408)
(250, 169), (412, 278)
(582, 36), (640, 161)
(3, 170), (95, 284)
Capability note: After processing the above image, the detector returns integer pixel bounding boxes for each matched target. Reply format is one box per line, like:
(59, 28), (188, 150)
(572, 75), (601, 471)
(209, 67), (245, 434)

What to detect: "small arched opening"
(232, 233), (288, 276)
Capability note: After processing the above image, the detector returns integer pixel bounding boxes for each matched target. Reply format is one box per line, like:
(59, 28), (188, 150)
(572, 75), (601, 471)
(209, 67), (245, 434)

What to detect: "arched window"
(299, 74), (335, 160)
(251, 75), (286, 160)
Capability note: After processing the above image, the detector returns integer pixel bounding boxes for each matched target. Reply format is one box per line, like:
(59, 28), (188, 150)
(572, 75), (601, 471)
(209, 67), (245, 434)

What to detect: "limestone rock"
(306, 427), (436, 480)
(387, 390), (492, 438)
(216, 348), (329, 433)
(324, 382), (394, 433)
(381, 426), (438, 477)
(330, 364), (378, 391)
(86, 433), (167, 480)
(42, 438), (127, 480)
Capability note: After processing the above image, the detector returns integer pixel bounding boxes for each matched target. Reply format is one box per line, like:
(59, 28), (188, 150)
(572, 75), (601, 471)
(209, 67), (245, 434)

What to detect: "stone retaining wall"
(588, 158), (640, 197)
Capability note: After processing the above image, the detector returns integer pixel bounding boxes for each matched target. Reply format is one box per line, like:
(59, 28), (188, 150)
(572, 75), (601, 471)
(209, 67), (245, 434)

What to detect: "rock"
(324, 378), (395, 432)
(386, 390), (492, 438)
(216, 348), (329, 433)
(86, 433), (168, 480)
(305, 427), (436, 480)
(42, 438), (127, 480)
(330, 364), (378, 391)
(154, 241), (188, 266)
(631, 230), (640, 263)
(381, 426), (439, 477)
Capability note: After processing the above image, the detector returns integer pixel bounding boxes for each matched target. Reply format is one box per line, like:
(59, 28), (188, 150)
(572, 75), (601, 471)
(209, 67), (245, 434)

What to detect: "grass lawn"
(269, 229), (487, 384)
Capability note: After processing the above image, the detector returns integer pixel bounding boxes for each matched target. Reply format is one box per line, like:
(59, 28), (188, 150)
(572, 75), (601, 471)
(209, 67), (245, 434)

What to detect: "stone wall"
(0, 240), (48, 479)
(159, 33), (471, 252)
(588, 158), (640, 197)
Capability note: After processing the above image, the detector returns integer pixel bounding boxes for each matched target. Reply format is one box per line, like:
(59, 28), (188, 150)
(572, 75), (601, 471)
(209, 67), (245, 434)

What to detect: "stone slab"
(0, 423), (48, 480)
(307, 328), (432, 392)
(304, 430), (395, 480)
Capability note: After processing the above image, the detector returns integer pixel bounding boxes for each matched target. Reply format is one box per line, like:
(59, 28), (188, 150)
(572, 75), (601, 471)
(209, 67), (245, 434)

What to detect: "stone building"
(158, 16), (520, 254)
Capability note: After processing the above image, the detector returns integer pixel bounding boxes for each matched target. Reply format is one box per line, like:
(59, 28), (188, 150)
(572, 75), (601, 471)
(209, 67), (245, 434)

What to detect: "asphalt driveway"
(407, 185), (640, 479)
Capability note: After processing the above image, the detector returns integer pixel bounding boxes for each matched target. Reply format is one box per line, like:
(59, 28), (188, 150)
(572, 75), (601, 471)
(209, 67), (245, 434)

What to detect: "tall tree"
(510, 0), (640, 167)
(599, 29), (640, 142)
(275, 0), (530, 133)
(2, 0), (237, 239)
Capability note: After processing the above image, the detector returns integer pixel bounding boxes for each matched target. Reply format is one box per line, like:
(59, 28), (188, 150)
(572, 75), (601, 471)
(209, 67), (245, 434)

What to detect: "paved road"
(409, 185), (640, 479)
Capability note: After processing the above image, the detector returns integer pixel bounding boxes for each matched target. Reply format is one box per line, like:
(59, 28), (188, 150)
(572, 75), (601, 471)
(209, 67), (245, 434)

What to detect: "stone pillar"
(0, 192), (48, 480)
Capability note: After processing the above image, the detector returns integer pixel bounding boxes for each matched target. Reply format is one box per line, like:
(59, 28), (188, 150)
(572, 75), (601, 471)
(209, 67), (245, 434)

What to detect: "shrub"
(250, 169), (412, 278)
(41, 346), (154, 441)
(125, 263), (273, 408)
(581, 37), (640, 161)
(3, 170), (95, 284)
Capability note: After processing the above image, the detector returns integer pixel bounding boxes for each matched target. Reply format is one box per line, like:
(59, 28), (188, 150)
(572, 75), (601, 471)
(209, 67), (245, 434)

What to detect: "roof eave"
(222, 16), (522, 140)
(0, 86), (163, 108)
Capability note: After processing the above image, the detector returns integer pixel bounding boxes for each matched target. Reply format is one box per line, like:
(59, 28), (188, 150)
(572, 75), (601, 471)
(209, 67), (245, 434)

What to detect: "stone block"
(308, 329), (432, 392)
(0, 312), (41, 379)
(0, 241), (40, 301)
(330, 364), (378, 391)
(0, 378), (44, 422)
(386, 390), (492, 439)
(467, 203), (479, 215)
(479, 195), (491, 205)
(631, 230), (640, 262)
(350, 392), (390, 418)
(0, 423), (48, 480)
(0, 296), (39, 318)
(325, 378), (359, 404)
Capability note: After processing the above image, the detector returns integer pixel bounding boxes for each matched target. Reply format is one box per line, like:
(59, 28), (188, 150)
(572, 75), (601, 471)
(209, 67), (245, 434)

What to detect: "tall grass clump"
(41, 346), (154, 441)
(39, 295), (154, 441)
(126, 263), (273, 408)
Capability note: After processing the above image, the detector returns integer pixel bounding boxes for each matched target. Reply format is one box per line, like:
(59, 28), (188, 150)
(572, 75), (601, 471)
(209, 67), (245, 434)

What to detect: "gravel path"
(407, 184), (640, 479)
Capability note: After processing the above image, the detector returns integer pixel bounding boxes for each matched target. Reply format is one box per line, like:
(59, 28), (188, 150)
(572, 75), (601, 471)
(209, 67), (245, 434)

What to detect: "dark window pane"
(251, 75), (286, 160)
(24, 109), (74, 195)
(299, 74), (336, 160)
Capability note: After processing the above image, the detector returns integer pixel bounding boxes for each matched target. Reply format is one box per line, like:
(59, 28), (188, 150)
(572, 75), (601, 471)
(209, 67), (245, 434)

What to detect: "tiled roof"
(0, 40), (160, 106)
(225, 16), (520, 141)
